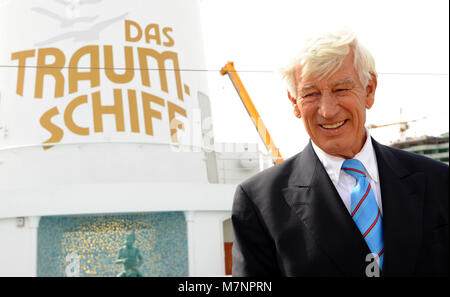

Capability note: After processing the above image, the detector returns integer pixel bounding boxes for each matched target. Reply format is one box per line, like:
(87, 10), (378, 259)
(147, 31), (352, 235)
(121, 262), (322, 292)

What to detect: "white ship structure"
(0, 0), (272, 277)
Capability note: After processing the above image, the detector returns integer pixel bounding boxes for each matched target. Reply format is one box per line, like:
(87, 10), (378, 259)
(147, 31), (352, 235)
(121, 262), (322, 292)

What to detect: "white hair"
(279, 28), (377, 97)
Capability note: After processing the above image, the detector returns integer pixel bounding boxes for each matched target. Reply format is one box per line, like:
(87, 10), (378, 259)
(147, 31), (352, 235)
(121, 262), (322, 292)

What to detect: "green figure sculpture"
(115, 231), (143, 277)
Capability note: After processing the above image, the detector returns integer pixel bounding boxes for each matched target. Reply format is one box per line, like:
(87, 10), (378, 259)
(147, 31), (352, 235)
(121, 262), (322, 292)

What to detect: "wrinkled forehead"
(300, 77), (356, 92)
(294, 56), (360, 91)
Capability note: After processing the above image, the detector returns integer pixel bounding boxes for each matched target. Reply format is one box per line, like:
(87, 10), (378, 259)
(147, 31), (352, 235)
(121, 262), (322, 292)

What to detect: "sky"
(197, 0), (449, 159)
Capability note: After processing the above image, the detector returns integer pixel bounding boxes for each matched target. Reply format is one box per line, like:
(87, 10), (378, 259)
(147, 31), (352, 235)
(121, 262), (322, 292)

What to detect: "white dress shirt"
(311, 128), (383, 215)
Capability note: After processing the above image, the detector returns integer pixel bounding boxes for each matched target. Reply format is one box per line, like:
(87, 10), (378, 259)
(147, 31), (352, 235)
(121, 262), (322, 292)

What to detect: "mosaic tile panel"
(37, 212), (188, 277)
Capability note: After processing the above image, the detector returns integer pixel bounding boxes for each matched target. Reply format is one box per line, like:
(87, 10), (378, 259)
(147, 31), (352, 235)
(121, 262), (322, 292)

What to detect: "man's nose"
(318, 91), (338, 119)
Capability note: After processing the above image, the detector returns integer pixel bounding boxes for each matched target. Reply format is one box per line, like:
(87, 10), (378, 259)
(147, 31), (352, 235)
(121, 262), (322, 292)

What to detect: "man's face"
(289, 52), (377, 159)
(126, 237), (134, 248)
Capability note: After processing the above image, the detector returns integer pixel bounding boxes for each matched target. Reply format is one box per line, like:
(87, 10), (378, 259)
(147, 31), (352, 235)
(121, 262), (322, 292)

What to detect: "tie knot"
(342, 159), (367, 179)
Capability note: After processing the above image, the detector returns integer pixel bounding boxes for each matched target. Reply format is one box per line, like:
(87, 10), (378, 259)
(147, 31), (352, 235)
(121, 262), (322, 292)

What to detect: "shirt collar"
(311, 128), (380, 186)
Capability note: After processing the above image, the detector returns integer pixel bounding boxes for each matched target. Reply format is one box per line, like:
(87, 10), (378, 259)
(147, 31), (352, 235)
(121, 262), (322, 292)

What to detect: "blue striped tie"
(342, 159), (384, 270)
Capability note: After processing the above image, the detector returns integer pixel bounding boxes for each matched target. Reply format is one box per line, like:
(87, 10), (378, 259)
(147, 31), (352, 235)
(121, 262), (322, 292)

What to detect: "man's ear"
(287, 90), (301, 118)
(287, 90), (296, 104)
(365, 73), (377, 109)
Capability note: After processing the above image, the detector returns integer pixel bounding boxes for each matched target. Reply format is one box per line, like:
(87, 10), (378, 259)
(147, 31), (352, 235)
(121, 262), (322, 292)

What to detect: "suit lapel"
(372, 140), (425, 276)
(282, 142), (371, 276)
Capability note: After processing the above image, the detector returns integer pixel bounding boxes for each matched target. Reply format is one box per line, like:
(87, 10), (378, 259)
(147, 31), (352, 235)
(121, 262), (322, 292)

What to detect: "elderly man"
(231, 29), (448, 277)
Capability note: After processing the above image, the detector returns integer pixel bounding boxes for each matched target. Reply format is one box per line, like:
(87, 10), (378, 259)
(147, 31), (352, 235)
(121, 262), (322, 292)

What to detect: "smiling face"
(288, 52), (377, 159)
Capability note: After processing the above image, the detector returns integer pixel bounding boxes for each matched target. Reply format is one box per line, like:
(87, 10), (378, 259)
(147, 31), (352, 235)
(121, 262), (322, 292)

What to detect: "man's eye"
(303, 93), (319, 98)
(335, 88), (350, 93)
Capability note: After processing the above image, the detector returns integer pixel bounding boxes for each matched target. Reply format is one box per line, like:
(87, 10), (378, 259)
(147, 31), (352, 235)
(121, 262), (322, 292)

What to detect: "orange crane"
(220, 61), (283, 164)
(368, 121), (410, 131)
(368, 115), (427, 139)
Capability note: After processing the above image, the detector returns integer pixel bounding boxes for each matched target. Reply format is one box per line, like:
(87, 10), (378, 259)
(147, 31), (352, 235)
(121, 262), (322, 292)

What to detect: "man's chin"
(317, 142), (353, 158)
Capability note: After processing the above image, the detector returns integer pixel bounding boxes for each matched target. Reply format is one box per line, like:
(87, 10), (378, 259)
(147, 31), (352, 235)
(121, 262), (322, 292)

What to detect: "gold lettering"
(137, 47), (184, 101)
(11, 49), (36, 96)
(104, 45), (135, 84)
(92, 90), (125, 132)
(162, 27), (174, 47)
(64, 95), (89, 135)
(141, 91), (165, 136)
(69, 45), (100, 94)
(125, 20), (142, 42)
(40, 106), (64, 149)
(167, 101), (186, 143)
(145, 24), (161, 45)
(127, 89), (140, 133)
(35, 48), (66, 99)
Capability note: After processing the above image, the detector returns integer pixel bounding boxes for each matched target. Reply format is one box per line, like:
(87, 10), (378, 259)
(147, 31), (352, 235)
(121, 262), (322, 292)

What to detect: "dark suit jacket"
(231, 139), (448, 276)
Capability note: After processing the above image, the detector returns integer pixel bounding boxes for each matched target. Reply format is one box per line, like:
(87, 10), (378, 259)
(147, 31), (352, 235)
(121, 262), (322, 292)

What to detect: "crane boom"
(220, 61), (283, 164)
(368, 116), (427, 130)
(368, 121), (408, 129)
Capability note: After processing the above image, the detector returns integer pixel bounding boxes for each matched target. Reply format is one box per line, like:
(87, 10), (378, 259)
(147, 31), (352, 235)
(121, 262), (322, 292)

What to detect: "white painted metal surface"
(0, 0), (273, 277)
(0, 0), (207, 148)
(0, 0), (212, 217)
